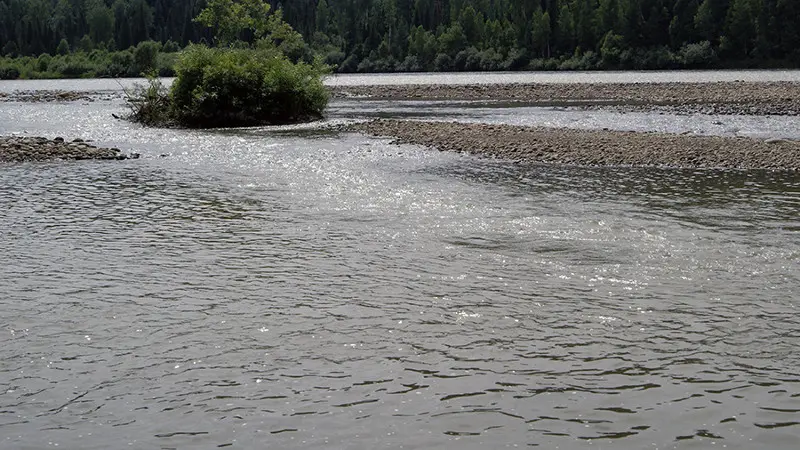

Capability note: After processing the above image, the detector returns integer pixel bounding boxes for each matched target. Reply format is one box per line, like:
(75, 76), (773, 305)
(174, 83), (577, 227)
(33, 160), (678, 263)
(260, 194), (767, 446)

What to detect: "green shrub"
(600, 32), (625, 68)
(168, 44), (329, 127)
(162, 40), (181, 53)
(433, 53), (453, 71)
(126, 0), (329, 128)
(0, 65), (20, 79)
(323, 50), (345, 68)
(338, 54), (359, 72)
(156, 52), (179, 76)
(478, 48), (503, 71)
(631, 46), (678, 70)
(397, 55), (422, 72)
(454, 47), (479, 71)
(133, 41), (160, 74)
(2, 41), (18, 57)
(125, 75), (174, 126)
(503, 48), (529, 70)
(527, 57), (558, 71)
(54, 55), (97, 78)
(680, 41), (716, 68)
(78, 35), (94, 52)
(559, 51), (599, 70)
(36, 54), (52, 72)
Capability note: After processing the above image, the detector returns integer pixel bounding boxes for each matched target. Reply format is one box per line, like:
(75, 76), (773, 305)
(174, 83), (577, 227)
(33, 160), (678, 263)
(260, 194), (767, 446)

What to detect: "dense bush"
(122, 0), (329, 128)
(56, 39), (70, 56)
(133, 41), (161, 74)
(0, 65), (20, 80)
(125, 76), (174, 127)
(433, 53), (454, 72)
(167, 44), (328, 127)
(0, 42), (180, 80)
(395, 55), (421, 72)
(680, 41), (717, 68)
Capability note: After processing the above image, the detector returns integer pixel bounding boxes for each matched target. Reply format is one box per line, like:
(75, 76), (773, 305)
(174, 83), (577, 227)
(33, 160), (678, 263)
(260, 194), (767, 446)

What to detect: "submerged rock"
(0, 136), (137, 163)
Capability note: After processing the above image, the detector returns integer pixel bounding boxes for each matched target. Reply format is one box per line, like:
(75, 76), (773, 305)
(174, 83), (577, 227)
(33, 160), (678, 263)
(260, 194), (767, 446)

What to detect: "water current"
(1, 79), (799, 450)
(2, 69), (800, 93)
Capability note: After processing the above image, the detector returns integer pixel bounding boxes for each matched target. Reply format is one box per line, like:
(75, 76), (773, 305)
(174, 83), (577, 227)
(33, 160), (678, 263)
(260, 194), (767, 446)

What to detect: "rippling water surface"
(1, 92), (800, 450)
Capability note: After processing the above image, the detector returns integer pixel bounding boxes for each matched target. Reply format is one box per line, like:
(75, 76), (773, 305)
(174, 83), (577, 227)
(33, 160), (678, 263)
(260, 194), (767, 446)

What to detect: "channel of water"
(1, 74), (799, 449)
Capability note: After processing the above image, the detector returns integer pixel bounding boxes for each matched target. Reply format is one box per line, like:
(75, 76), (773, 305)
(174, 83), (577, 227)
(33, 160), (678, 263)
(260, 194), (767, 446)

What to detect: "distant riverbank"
(348, 119), (800, 170)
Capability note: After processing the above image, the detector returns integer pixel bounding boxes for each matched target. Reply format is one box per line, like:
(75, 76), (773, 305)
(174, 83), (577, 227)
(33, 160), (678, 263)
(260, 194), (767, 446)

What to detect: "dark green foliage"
(162, 40), (181, 53)
(0, 65), (21, 80)
(133, 40), (160, 74)
(0, 43), (181, 80)
(168, 45), (328, 127)
(0, 0), (798, 74)
(125, 0), (329, 128)
(433, 53), (454, 71)
(56, 39), (70, 56)
(680, 41), (717, 67)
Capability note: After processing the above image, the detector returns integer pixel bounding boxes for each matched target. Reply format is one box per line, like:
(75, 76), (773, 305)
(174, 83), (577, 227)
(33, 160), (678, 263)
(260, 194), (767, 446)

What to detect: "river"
(1, 75), (799, 450)
(2, 69), (800, 93)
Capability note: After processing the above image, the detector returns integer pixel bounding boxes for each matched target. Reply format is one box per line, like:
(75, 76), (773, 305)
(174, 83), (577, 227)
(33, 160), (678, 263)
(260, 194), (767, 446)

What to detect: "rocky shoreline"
(331, 81), (800, 116)
(0, 136), (138, 163)
(347, 119), (800, 170)
(3, 80), (800, 115)
(0, 90), (122, 103)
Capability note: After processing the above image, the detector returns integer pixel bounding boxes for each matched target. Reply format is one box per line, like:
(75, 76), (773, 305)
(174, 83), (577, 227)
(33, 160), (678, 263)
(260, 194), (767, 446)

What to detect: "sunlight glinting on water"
(1, 80), (799, 450)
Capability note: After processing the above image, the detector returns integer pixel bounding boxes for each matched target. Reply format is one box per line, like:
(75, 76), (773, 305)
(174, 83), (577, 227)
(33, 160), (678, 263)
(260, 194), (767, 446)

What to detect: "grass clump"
(124, 75), (174, 127)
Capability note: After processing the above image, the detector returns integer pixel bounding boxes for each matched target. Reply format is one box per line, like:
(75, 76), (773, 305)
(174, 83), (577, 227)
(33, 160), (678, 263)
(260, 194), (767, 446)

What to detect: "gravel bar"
(348, 119), (800, 170)
(331, 81), (800, 116)
(0, 90), (123, 103)
(0, 136), (138, 162)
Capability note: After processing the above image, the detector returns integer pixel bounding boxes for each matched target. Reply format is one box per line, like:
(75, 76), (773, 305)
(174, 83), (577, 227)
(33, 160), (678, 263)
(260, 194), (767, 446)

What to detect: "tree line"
(1, 0), (799, 75)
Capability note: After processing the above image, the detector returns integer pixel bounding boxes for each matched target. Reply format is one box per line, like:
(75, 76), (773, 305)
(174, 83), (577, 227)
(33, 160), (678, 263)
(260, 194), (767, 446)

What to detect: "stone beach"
(0, 90), (122, 103)
(348, 119), (800, 170)
(0, 136), (137, 163)
(332, 81), (800, 116)
(3, 79), (799, 169)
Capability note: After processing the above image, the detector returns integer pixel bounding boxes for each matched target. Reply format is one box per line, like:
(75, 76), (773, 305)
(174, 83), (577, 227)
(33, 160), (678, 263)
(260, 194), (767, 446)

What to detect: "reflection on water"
(1, 93), (799, 450)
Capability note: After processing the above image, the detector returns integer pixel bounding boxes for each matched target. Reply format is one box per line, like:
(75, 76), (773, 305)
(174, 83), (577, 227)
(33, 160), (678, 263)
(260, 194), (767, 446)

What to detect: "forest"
(1, 0), (799, 78)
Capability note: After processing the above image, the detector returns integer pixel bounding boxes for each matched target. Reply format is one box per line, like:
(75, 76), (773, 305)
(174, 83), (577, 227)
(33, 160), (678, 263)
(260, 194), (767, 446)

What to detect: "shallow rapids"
(1, 84), (799, 450)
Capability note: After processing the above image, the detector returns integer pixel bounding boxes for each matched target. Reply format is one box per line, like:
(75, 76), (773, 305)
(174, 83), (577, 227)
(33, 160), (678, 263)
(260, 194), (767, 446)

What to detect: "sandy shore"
(331, 81), (800, 116)
(347, 119), (800, 170)
(0, 136), (137, 162)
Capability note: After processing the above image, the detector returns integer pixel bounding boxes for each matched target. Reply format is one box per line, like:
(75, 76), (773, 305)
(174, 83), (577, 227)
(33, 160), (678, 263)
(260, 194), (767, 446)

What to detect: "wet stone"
(0, 136), (136, 163)
(346, 119), (800, 171)
(331, 81), (800, 116)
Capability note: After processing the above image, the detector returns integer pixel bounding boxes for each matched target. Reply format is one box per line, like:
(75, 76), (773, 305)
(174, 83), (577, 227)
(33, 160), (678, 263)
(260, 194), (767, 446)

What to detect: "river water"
(2, 69), (800, 93)
(1, 78), (799, 450)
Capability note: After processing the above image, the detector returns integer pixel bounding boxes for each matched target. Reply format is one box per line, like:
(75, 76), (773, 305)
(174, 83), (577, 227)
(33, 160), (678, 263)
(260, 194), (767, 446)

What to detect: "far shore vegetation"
(1, 0), (799, 81)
